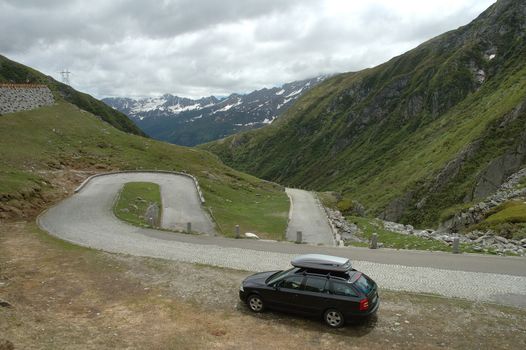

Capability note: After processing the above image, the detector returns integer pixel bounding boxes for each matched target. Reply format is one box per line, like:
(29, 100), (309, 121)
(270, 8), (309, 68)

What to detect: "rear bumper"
(345, 298), (380, 319)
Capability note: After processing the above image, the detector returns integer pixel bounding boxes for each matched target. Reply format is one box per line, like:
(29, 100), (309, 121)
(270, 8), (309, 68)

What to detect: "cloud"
(0, 0), (496, 99)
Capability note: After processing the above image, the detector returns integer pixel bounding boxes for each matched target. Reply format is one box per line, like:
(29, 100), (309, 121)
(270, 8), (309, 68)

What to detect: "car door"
(325, 280), (361, 314)
(293, 276), (330, 315)
(273, 275), (306, 312)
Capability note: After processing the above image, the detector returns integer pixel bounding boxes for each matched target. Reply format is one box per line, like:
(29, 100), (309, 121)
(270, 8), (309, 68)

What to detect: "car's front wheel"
(247, 294), (265, 313)
(324, 309), (344, 328)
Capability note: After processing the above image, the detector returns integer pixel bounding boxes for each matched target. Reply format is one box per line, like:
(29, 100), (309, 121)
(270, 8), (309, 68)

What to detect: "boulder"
(244, 232), (260, 239)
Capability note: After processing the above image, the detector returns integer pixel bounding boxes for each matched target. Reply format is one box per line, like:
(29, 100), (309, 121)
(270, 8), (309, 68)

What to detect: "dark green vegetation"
(0, 101), (289, 239)
(0, 54), (144, 136)
(114, 182), (162, 228)
(203, 0), (526, 229)
(471, 200), (526, 240)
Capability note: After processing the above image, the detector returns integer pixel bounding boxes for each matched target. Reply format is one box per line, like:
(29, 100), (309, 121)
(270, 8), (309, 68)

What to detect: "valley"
(1, 0), (526, 349)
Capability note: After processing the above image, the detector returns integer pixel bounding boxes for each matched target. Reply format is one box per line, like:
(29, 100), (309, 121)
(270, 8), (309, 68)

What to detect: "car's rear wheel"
(324, 309), (344, 328)
(247, 294), (265, 313)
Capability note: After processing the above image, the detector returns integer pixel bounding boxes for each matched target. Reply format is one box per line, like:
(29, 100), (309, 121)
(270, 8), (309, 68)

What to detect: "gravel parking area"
(3, 221), (526, 349)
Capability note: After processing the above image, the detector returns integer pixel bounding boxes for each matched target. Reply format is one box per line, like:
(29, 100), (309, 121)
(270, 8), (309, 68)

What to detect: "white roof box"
(291, 254), (352, 272)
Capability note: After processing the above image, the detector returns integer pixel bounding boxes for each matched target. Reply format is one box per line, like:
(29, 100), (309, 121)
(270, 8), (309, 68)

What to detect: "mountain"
(203, 0), (526, 228)
(103, 76), (326, 146)
(0, 55), (145, 136)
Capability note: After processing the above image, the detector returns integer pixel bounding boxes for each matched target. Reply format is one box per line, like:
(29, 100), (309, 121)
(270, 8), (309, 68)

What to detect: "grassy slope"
(203, 0), (526, 228)
(0, 102), (289, 239)
(0, 54), (145, 136)
(114, 182), (162, 228)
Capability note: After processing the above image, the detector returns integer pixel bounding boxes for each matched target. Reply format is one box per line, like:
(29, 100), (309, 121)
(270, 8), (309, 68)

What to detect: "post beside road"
(370, 233), (378, 249)
(296, 231), (302, 244)
(452, 237), (460, 254)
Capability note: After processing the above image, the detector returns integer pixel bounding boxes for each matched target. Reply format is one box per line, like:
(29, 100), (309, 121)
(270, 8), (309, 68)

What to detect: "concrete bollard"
(187, 222), (192, 234)
(235, 225), (240, 239)
(370, 233), (378, 249)
(452, 237), (460, 254)
(296, 231), (302, 244)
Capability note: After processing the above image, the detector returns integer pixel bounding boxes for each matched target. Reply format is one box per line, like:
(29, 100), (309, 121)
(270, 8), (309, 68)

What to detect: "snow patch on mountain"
(169, 103), (202, 114)
(285, 88), (303, 98)
(102, 75), (329, 146)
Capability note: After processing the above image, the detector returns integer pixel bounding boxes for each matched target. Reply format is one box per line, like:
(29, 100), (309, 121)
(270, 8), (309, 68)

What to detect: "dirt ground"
(1, 221), (526, 350)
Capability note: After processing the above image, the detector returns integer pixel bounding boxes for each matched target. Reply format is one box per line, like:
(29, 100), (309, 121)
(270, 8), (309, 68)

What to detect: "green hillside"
(0, 102), (289, 239)
(0, 54), (145, 136)
(203, 0), (526, 228)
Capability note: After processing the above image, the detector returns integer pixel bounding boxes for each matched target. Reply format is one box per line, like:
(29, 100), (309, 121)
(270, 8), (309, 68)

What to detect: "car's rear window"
(332, 282), (358, 297)
(353, 275), (374, 294)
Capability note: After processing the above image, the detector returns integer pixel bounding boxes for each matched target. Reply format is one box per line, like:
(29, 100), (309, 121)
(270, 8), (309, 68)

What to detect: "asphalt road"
(37, 172), (526, 307)
(285, 188), (335, 246)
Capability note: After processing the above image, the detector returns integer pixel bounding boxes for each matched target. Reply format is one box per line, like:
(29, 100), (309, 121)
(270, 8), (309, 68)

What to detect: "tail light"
(359, 298), (369, 311)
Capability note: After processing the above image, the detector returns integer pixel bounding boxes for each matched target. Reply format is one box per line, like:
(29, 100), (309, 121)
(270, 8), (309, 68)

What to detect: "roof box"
(291, 254), (352, 272)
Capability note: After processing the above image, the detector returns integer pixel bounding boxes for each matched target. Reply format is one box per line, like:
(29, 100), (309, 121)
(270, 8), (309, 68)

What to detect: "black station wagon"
(239, 254), (379, 328)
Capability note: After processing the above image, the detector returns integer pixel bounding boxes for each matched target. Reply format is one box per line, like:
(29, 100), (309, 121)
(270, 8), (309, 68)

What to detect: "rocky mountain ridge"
(103, 76), (327, 146)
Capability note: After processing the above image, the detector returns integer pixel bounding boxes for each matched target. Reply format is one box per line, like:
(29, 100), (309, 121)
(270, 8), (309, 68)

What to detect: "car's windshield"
(266, 267), (299, 285)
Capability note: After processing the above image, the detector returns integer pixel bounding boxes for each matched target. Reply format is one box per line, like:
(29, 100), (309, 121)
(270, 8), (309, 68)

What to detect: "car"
(239, 254), (379, 328)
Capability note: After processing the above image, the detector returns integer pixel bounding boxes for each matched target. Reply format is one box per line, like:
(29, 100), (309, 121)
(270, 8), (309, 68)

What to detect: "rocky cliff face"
(441, 167), (526, 232)
(204, 0), (526, 228)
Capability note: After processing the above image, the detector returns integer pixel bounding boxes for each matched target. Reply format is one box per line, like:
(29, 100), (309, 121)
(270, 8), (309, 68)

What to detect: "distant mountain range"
(103, 76), (327, 146)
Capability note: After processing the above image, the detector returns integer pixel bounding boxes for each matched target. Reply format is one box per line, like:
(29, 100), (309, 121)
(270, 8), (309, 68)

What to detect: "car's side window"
(332, 282), (358, 297)
(281, 276), (304, 290)
(304, 277), (328, 293)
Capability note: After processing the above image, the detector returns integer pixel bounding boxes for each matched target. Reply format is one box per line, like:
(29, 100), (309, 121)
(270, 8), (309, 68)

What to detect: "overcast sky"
(1, 0), (496, 99)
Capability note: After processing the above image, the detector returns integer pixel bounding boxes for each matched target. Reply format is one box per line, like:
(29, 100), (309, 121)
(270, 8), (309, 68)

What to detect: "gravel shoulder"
(37, 172), (526, 308)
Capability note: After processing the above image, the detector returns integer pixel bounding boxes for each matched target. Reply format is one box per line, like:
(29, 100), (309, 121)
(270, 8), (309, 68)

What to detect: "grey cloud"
(0, 0), (306, 51)
(1, 0), (496, 99)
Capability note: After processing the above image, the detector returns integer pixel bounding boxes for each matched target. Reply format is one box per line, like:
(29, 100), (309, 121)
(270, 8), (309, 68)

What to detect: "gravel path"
(285, 188), (335, 245)
(38, 172), (526, 308)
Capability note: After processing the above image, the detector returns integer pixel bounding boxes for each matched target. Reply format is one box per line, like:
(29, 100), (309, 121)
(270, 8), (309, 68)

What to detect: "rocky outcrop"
(471, 130), (526, 200)
(441, 167), (526, 232)
(325, 208), (364, 243)
(382, 219), (526, 256)
(380, 191), (413, 222)
(0, 84), (54, 115)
